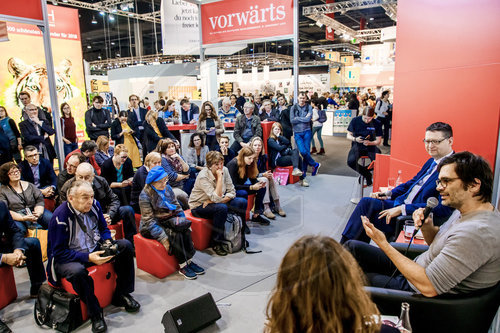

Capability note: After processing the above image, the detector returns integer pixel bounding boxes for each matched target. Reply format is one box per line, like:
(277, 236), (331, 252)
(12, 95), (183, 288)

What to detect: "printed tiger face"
(7, 57), (79, 111)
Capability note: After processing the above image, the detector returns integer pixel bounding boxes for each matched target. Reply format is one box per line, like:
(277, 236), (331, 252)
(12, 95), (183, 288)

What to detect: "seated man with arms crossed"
(47, 180), (139, 333)
(341, 122), (455, 244)
(345, 151), (500, 296)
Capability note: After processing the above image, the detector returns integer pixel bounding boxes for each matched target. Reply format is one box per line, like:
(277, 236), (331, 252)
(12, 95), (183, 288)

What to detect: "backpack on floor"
(221, 213), (243, 253)
(318, 109), (327, 123)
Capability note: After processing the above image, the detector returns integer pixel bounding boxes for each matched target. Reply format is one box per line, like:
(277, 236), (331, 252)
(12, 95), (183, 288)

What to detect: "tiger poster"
(0, 5), (87, 135)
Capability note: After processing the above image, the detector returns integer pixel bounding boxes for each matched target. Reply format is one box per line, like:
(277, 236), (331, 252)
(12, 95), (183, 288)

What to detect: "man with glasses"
(341, 122), (455, 244)
(48, 180), (139, 333)
(57, 153), (86, 196)
(127, 94), (147, 142)
(345, 151), (500, 296)
(60, 163), (137, 246)
(19, 104), (57, 164)
(19, 146), (57, 198)
(230, 102), (263, 153)
(18, 91), (47, 122)
(64, 140), (101, 176)
(85, 96), (112, 141)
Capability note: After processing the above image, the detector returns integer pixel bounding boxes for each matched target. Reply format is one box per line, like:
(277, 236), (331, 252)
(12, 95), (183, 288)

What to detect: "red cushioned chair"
(133, 234), (179, 279)
(107, 220), (124, 240)
(134, 214), (141, 231)
(184, 209), (212, 251)
(60, 263), (117, 321)
(44, 198), (56, 212)
(0, 266), (17, 310)
(246, 194), (256, 221)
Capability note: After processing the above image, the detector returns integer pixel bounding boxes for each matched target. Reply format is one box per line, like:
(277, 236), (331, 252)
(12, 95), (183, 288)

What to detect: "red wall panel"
(0, 1), (43, 21)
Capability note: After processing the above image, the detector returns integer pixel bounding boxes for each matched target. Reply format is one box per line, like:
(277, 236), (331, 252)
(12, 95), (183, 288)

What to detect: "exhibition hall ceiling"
(52, 0), (397, 64)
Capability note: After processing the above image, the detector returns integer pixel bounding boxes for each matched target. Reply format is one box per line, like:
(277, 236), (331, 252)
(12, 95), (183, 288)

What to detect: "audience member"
(60, 163), (137, 246)
(227, 147), (271, 228)
(218, 97), (239, 123)
(19, 103), (56, 164)
(158, 100), (179, 123)
(65, 140), (101, 175)
(341, 122), (455, 244)
(139, 166), (204, 279)
(60, 103), (78, 157)
(231, 102), (262, 153)
(250, 137), (285, 218)
(253, 95), (263, 112)
(258, 100), (278, 122)
(94, 136), (114, 168)
(131, 152), (162, 213)
(348, 92), (360, 115)
(310, 99), (325, 155)
(235, 88), (246, 110)
(0, 105), (23, 163)
(47, 180), (139, 333)
(19, 91), (47, 121)
(57, 153), (85, 195)
(290, 92), (321, 177)
(346, 107), (382, 186)
(85, 96), (111, 141)
(100, 144), (134, 206)
(197, 101), (224, 150)
(143, 109), (176, 155)
(180, 98), (199, 124)
(375, 90), (392, 147)
(0, 127), (12, 167)
(265, 235), (398, 333)
(111, 111), (140, 167)
(185, 133), (209, 172)
(0, 162), (52, 234)
(189, 151), (247, 256)
(217, 135), (236, 166)
(19, 146), (57, 198)
(229, 94), (241, 112)
(267, 122), (306, 186)
(275, 95), (292, 142)
(155, 139), (190, 209)
(345, 151), (500, 297)
(127, 94), (147, 143)
(111, 96), (120, 118)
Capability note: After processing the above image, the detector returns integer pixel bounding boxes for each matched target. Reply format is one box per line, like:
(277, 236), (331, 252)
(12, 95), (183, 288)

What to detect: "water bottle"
(395, 170), (403, 186)
(396, 302), (412, 333)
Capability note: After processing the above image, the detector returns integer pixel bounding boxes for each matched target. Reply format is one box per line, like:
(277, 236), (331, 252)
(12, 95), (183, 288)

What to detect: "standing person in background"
(348, 93), (361, 116)
(236, 88), (246, 111)
(19, 104), (57, 165)
(375, 90), (392, 147)
(143, 110), (176, 155)
(144, 97), (151, 111)
(253, 95), (263, 114)
(180, 98), (199, 124)
(230, 94), (241, 112)
(127, 94), (148, 149)
(85, 96), (111, 141)
(265, 235), (399, 333)
(111, 96), (120, 118)
(19, 91), (47, 122)
(111, 111), (141, 168)
(0, 106), (23, 163)
(60, 103), (78, 157)
(218, 97), (239, 123)
(217, 135), (236, 166)
(310, 99), (325, 155)
(275, 95), (293, 142)
(197, 101), (224, 151)
(290, 92), (321, 177)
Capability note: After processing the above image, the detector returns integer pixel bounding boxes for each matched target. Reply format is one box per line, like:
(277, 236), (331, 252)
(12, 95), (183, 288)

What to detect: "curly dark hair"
(0, 162), (20, 185)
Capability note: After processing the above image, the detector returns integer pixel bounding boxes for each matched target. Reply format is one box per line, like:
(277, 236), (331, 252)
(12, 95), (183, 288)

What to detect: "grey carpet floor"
(2, 172), (366, 332)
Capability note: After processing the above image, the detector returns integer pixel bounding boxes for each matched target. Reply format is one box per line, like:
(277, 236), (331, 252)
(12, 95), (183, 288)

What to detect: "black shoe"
(383, 143), (391, 147)
(244, 225), (251, 234)
(91, 312), (107, 333)
(212, 244), (228, 256)
(251, 215), (270, 226)
(112, 294), (141, 313)
(366, 174), (373, 187)
(0, 319), (12, 333)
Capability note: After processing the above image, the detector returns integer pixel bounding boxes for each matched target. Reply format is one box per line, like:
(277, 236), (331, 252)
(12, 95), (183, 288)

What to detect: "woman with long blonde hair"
(226, 146), (271, 230)
(266, 235), (398, 333)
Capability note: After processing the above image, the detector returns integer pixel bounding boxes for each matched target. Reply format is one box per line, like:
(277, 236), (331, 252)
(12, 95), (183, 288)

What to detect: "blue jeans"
(294, 130), (316, 171)
(311, 126), (324, 148)
(15, 209), (53, 235)
(64, 142), (78, 157)
(191, 197), (247, 243)
(235, 188), (265, 215)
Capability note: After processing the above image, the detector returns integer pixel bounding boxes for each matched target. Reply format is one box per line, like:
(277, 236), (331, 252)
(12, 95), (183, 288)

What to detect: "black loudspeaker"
(161, 293), (221, 333)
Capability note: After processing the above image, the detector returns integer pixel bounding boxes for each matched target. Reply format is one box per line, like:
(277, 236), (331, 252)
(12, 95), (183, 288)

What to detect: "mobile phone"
(25, 207), (32, 216)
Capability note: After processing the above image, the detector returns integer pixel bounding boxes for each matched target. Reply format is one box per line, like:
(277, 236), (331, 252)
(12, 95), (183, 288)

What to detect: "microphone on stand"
(413, 197), (439, 237)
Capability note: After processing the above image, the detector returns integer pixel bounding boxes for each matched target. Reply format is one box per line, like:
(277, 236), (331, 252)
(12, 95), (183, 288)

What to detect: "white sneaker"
(292, 168), (303, 177)
(301, 179), (309, 187)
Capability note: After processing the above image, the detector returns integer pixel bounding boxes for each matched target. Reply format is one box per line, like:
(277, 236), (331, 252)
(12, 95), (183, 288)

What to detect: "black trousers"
(276, 149), (304, 179)
(379, 117), (391, 145)
(347, 145), (380, 180)
(344, 240), (413, 291)
(54, 239), (135, 318)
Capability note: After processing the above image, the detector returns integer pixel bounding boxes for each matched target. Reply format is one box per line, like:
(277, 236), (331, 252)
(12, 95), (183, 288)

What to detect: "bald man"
(57, 153), (85, 195)
(60, 163), (137, 245)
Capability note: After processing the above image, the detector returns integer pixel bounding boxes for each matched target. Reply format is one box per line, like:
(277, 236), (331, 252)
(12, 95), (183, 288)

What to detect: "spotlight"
(109, 15), (115, 21)
(99, 11), (105, 16)
(91, 16), (97, 24)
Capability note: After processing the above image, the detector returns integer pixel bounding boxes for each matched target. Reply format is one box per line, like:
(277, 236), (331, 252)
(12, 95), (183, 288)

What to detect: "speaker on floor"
(161, 293), (221, 333)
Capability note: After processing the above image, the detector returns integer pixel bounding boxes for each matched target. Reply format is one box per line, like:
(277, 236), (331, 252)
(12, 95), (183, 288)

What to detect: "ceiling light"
(62, 0), (68, 2)
(109, 15), (115, 21)
(99, 11), (105, 16)
(111, 7), (117, 13)
(111, 42), (115, 45)
(91, 16), (97, 24)
(87, 45), (91, 49)
(121, 4), (129, 10)
(369, 17), (374, 21)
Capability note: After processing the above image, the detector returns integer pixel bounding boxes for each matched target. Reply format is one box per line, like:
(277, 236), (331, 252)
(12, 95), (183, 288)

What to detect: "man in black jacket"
(60, 163), (137, 246)
(180, 98), (199, 124)
(85, 96), (112, 141)
(230, 102), (263, 153)
(127, 94), (147, 141)
(19, 145), (57, 198)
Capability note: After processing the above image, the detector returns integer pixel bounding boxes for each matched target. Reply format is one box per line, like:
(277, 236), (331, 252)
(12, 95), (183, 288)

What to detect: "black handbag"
(34, 284), (83, 333)
(161, 216), (192, 232)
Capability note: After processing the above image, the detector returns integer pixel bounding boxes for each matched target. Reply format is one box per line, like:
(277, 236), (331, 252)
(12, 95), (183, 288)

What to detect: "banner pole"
(198, 3), (204, 62)
(293, 0), (299, 103)
(39, 0), (65, 170)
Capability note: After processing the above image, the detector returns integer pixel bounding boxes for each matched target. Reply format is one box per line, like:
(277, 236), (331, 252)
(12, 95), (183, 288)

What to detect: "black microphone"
(413, 197), (439, 237)
(379, 190), (392, 198)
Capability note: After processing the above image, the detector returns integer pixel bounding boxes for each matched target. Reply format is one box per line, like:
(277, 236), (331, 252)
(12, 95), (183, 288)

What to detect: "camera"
(100, 242), (118, 257)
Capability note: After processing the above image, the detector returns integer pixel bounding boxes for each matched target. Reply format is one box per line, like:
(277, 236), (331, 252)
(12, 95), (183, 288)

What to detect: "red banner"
(6, 5), (80, 41)
(201, 0), (294, 46)
(0, 0), (43, 21)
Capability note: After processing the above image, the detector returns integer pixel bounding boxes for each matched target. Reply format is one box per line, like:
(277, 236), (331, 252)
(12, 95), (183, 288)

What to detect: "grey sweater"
(290, 103), (312, 133)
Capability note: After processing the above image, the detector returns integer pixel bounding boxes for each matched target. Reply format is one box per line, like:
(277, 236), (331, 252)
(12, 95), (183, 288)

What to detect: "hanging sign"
(201, 0), (294, 46)
(0, 0), (43, 21)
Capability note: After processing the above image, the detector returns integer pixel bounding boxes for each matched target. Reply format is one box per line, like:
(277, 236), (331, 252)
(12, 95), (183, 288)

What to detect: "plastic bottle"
(395, 170), (403, 186)
(396, 302), (412, 333)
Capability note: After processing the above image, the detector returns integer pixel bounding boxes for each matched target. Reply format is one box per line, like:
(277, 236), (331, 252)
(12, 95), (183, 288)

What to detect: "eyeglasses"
(423, 138), (447, 145)
(26, 154), (39, 158)
(8, 169), (20, 175)
(436, 177), (459, 188)
(130, 98), (138, 101)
